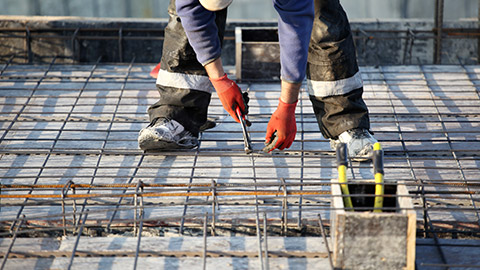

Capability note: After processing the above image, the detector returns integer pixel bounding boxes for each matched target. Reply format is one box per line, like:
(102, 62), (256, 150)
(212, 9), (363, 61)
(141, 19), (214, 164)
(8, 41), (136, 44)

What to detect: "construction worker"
(138, 0), (377, 161)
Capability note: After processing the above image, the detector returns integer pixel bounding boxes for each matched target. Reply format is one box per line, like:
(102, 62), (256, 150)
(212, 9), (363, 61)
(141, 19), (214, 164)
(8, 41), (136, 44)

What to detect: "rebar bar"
(318, 214), (333, 270)
(67, 210), (88, 270)
(133, 218), (143, 270)
(263, 212), (269, 270)
(1, 61), (480, 269)
(202, 212), (207, 270)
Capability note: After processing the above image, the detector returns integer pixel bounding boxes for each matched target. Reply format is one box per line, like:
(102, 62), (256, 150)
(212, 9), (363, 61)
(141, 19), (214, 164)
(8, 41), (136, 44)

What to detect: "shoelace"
(350, 129), (370, 139)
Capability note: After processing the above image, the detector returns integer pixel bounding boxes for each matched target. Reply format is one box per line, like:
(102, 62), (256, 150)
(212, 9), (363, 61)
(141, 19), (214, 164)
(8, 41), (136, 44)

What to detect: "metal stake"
(202, 212), (208, 270)
(68, 210), (88, 270)
(61, 181), (73, 236)
(263, 212), (270, 270)
(280, 178), (288, 235)
(133, 219), (143, 270)
(211, 180), (217, 236)
(318, 214), (334, 270)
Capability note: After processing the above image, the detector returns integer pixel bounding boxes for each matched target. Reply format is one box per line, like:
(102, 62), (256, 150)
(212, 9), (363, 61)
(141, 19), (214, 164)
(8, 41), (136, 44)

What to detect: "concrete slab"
(0, 63), (479, 269)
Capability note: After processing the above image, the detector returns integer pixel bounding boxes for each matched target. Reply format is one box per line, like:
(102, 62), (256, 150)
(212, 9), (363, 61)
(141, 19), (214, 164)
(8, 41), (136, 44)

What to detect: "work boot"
(138, 118), (198, 151)
(330, 128), (377, 161)
(199, 118), (216, 132)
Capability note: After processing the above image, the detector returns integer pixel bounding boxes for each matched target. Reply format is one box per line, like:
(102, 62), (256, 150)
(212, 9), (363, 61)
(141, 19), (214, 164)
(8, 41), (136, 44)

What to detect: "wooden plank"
(57, 236), (329, 253)
(397, 182), (416, 270)
(1, 258), (57, 270)
(0, 237), (60, 251)
(49, 257), (331, 270)
(0, 237), (61, 270)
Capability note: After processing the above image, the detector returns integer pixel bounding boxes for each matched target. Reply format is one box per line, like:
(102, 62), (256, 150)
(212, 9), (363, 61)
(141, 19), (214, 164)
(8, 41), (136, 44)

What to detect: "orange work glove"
(149, 62), (161, 78)
(263, 99), (297, 152)
(210, 74), (247, 123)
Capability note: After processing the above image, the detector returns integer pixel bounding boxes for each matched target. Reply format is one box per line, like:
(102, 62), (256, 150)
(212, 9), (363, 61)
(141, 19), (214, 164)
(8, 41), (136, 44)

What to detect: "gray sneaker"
(330, 129), (377, 161)
(138, 118), (198, 151)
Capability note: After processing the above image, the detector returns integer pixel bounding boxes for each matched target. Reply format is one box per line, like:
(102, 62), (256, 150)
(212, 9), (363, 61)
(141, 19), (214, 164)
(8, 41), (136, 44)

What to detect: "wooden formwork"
(331, 181), (416, 270)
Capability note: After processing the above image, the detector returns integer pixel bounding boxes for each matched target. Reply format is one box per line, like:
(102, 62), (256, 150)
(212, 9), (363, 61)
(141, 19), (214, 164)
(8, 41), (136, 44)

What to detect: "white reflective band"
(156, 69), (214, 93)
(307, 71), (363, 97)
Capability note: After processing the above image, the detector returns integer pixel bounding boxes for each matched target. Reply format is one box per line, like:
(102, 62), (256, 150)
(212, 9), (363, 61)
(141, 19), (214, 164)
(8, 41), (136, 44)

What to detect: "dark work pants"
(149, 0), (370, 139)
(307, 0), (370, 139)
(148, 0), (227, 137)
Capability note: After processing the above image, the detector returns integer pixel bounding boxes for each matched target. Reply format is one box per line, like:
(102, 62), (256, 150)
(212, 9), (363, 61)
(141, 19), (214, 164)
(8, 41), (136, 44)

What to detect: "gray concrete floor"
(0, 63), (479, 269)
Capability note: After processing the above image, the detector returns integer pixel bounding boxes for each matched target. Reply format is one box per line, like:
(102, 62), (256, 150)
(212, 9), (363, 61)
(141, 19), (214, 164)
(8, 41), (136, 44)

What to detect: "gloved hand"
(149, 62), (161, 78)
(263, 99), (297, 152)
(210, 74), (247, 123)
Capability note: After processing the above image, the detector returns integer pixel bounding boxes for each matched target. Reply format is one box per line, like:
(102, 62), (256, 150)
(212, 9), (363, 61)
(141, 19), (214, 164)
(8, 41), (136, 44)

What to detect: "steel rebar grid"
(0, 63), (478, 204)
(373, 66), (430, 236)
(1, 61), (480, 269)
(375, 64), (478, 268)
(419, 64), (480, 228)
(3, 57), (58, 233)
(27, 56), (102, 235)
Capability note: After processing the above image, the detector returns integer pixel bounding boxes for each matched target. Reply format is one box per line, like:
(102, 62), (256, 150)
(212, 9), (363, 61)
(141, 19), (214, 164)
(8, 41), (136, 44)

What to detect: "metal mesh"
(0, 58), (479, 268)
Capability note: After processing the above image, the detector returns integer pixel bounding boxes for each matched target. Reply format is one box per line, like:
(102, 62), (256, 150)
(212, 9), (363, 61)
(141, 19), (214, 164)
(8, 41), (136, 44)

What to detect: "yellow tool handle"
(336, 143), (353, 211)
(338, 164), (354, 210)
(373, 142), (384, 212)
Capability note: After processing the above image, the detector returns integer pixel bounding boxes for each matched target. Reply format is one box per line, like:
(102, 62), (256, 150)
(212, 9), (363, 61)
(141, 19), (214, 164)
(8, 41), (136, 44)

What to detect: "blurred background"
(0, 0), (478, 65)
(0, 0), (477, 21)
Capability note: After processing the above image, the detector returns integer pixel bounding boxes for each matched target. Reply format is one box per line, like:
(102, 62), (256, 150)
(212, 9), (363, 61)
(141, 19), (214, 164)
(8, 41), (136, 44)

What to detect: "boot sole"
(139, 139), (197, 151)
(138, 129), (197, 151)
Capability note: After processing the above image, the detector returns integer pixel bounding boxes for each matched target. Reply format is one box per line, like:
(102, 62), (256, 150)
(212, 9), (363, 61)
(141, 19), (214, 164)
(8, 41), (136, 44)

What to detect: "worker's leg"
(307, 0), (376, 160)
(139, 0), (227, 150)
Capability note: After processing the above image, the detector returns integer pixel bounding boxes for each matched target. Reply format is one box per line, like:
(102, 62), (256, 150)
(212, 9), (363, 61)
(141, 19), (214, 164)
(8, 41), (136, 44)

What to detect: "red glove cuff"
(209, 74), (234, 93)
(277, 98), (297, 112)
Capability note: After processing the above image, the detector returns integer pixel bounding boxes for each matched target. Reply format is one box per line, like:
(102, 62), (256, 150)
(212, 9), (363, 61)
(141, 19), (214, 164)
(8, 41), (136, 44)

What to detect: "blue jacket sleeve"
(274, 0), (314, 83)
(176, 0), (222, 66)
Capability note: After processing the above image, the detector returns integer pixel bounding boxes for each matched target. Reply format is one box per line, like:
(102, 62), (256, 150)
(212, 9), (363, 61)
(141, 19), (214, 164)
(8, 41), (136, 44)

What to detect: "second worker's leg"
(307, 0), (376, 161)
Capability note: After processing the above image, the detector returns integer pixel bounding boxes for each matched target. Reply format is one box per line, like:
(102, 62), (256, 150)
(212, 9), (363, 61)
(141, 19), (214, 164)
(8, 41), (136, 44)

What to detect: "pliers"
(236, 107), (252, 154)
